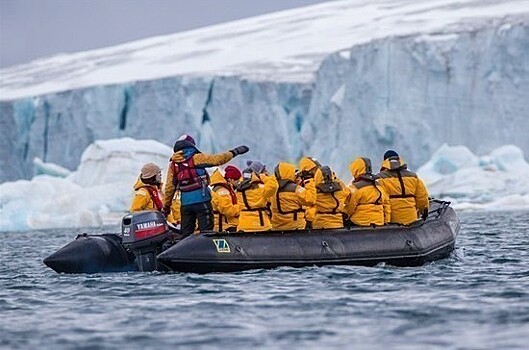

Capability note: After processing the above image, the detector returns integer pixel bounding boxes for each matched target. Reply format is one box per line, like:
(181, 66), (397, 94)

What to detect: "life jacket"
(274, 165), (304, 221)
(380, 156), (416, 200)
(316, 166), (341, 193)
(141, 186), (164, 211)
(316, 166), (342, 214)
(236, 170), (270, 226)
(212, 183), (237, 231)
(171, 157), (209, 193)
(354, 173), (383, 206)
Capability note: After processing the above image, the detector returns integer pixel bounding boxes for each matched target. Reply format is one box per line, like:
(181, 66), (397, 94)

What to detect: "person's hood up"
(275, 162), (297, 186)
(350, 157), (373, 179)
(299, 157), (321, 173)
(210, 169), (228, 186)
(381, 156), (407, 171)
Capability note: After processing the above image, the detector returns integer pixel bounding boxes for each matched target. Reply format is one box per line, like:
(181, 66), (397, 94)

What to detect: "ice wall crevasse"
(1, 21), (529, 182)
(303, 21), (529, 178)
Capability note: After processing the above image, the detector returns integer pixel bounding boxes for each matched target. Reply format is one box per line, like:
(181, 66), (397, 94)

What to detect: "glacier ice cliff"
(1, 1), (529, 183)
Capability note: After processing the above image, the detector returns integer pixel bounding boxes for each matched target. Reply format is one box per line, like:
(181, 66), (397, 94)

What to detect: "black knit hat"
(383, 150), (399, 160)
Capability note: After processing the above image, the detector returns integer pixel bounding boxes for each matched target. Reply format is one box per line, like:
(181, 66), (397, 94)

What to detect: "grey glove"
(230, 145), (249, 157)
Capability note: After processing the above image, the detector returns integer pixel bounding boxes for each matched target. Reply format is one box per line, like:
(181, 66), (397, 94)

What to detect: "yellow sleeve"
(130, 189), (150, 212)
(215, 189), (240, 218)
(168, 196), (181, 223)
(344, 189), (359, 218)
(193, 151), (234, 168)
(163, 164), (176, 209)
(296, 179), (316, 206)
(260, 174), (279, 201)
(415, 178), (429, 213)
(381, 186), (391, 224)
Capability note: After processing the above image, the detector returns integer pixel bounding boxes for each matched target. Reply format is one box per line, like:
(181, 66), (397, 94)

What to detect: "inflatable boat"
(44, 200), (459, 274)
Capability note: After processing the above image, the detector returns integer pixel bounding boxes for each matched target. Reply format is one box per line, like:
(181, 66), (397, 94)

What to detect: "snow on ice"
(418, 144), (529, 211)
(0, 138), (171, 232)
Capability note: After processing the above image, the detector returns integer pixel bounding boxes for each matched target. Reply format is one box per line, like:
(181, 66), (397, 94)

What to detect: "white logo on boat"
(213, 239), (231, 253)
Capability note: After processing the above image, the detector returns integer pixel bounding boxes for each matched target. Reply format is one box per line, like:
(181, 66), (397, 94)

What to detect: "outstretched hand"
(230, 145), (249, 156)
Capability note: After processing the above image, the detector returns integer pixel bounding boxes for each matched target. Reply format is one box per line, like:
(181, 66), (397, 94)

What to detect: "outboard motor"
(121, 211), (171, 272)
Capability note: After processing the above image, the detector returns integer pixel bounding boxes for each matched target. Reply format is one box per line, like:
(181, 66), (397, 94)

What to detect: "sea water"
(1, 211), (528, 349)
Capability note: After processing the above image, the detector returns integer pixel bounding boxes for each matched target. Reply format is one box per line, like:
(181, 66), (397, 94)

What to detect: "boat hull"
(157, 204), (459, 273)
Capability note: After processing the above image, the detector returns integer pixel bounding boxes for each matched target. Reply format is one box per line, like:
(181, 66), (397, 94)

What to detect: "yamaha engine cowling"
(121, 211), (171, 272)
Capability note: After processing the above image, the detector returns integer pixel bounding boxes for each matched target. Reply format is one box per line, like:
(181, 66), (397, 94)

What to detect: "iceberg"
(0, 138), (172, 232)
(418, 145), (529, 211)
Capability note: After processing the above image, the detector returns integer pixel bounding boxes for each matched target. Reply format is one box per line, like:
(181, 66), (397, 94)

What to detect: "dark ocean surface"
(1, 210), (528, 349)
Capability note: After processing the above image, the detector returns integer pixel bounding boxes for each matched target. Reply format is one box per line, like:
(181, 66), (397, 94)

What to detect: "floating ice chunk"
(489, 145), (529, 172)
(0, 138), (172, 232)
(33, 157), (72, 178)
(68, 138), (172, 187)
(418, 144), (529, 211)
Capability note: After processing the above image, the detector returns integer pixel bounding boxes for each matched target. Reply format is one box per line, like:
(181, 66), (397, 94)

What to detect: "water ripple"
(1, 211), (529, 349)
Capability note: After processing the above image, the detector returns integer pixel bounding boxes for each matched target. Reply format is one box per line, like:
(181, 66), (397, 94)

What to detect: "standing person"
(376, 150), (429, 225)
(162, 134), (249, 237)
(345, 157), (390, 226)
(210, 166), (242, 232)
(236, 161), (279, 232)
(270, 162), (316, 230)
(130, 163), (164, 212)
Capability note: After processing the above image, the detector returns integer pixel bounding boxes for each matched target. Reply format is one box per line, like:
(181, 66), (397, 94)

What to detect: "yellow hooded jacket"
(312, 168), (349, 229)
(236, 172), (279, 232)
(298, 157), (322, 226)
(270, 163), (317, 230)
(345, 158), (391, 226)
(210, 169), (240, 231)
(163, 150), (234, 210)
(130, 178), (163, 212)
(377, 157), (429, 225)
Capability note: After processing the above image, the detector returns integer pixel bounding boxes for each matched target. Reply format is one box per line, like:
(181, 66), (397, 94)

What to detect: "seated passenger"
(376, 150), (429, 225)
(345, 157), (390, 226)
(312, 165), (349, 229)
(210, 166), (241, 232)
(270, 162), (316, 230)
(236, 161), (279, 232)
(298, 157), (322, 228)
(130, 163), (164, 212)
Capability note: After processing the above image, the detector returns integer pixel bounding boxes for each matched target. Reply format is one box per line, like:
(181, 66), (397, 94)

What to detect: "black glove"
(162, 206), (171, 217)
(230, 145), (249, 157)
(421, 209), (428, 221)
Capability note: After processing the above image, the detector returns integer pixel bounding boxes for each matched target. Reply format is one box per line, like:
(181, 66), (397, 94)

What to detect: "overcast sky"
(0, 0), (330, 69)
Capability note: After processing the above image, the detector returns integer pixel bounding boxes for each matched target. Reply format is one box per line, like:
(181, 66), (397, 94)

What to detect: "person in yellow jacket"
(270, 162), (317, 230)
(162, 134), (249, 238)
(130, 163), (164, 212)
(345, 157), (390, 226)
(312, 165), (349, 229)
(166, 192), (181, 226)
(210, 166), (241, 232)
(236, 161), (279, 232)
(297, 157), (322, 227)
(376, 150), (429, 225)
